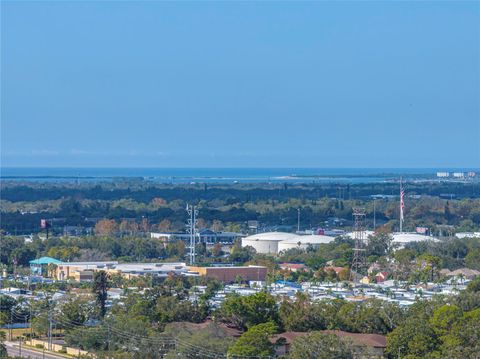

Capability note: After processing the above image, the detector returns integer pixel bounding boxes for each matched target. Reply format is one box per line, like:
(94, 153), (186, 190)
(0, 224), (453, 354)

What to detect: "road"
(4, 341), (67, 359)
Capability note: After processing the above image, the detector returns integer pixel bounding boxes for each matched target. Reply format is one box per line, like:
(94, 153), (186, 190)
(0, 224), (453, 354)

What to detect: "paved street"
(5, 341), (67, 359)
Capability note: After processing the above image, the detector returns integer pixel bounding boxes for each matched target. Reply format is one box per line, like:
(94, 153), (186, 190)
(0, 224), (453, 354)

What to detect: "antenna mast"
(350, 208), (367, 282)
(400, 178), (405, 233)
(186, 204), (198, 265)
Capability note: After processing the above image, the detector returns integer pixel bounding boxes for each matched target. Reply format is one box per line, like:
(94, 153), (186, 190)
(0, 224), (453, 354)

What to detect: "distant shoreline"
(1, 167), (478, 184)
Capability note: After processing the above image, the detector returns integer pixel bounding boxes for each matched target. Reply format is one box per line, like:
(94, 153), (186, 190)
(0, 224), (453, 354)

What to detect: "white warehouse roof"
(392, 232), (438, 244)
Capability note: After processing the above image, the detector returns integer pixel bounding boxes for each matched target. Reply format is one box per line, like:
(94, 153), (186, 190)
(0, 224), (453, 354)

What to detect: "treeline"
(2, 182), (480, 235)
(2, 180), (480, 203)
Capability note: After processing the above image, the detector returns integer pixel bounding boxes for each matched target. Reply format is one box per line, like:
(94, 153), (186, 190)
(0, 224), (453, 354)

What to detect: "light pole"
(297, 208), (300, 232)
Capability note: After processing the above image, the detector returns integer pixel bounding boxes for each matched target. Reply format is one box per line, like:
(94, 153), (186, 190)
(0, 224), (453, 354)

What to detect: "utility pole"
(186, 204), (198, 265)
(297, 208), (300, 232)
(9, 309), (13, 340)
(373, 199), (376, 230)
(48, 310), (52, 351)
(107, 325), (111, 359)
(30, 304), (33, 346)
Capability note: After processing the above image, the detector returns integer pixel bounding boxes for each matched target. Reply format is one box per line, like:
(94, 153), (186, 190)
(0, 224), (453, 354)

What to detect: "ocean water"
(1, 167), (475, 184)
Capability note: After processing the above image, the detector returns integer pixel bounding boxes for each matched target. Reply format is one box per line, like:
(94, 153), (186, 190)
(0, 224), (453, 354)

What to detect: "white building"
(392, 232), (438, 246)
(456, 232), (480, 239)
(436, 172), (450, 178)
(346, 231), (438, 248)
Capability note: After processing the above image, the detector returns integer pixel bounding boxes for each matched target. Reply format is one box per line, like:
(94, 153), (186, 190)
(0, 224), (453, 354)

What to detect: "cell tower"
(186, 204), (198, 265)
(350, 208), (367, 282)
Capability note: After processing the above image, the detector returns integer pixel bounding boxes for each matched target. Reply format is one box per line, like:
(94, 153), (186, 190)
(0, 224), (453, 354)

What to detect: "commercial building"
(55, 261), (118, 281)
(455, 232), (480, 239)
(54, 261), (189, 281)
(108, 262), (189, 279)
(151, 230), (243, 244)
(346, 231), (438, 248)
(391, 232), (438, 247)
(188, 265), (267, 283)
(29, 257), (63, 276)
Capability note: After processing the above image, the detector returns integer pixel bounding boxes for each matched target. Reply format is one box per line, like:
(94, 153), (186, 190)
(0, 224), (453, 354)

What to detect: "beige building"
(55, 261), (189, 281)
(56, 261), (118, 281)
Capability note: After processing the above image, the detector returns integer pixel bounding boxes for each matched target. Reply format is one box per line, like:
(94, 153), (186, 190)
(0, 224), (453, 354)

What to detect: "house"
(360, 276), (371, 285)
(441, 268), (480, 280)
(271, 330), (387, 358)
(368, 263), (381, 275)
(324, 266), (347, 276)
(375, 272), (388, 283)
(280, 263), (307, 272)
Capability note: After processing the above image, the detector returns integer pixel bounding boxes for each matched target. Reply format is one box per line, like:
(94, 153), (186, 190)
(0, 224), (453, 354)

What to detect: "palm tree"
(47, 263), (58, 279)
(93, 271), (109, 318)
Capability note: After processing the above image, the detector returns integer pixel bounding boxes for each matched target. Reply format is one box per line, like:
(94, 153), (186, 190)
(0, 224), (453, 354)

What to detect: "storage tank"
(278, 235), (335, 252)
(242, 232), (299, 254)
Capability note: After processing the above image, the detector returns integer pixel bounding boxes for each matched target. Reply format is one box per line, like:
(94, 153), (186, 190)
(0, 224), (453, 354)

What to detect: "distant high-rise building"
(437, 172), (450, 178)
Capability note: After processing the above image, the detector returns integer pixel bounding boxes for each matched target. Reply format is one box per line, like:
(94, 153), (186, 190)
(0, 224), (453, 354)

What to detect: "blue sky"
(1, 1), (479, 168)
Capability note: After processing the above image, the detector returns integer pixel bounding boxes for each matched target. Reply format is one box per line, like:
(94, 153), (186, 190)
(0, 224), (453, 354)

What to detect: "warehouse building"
(54, 261), (189, 281)
(188, 265), (267, 283)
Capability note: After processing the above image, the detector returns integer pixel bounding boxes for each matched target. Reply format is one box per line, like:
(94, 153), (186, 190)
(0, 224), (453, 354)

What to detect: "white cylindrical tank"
(278, 235), (335, 252)
(242, 232), (299, 254)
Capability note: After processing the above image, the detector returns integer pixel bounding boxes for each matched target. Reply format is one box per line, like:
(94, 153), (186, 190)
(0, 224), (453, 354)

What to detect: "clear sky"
(1, 1), (479, 168)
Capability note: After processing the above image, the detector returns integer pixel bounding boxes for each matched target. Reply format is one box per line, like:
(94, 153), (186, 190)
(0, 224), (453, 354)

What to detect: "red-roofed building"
(279, 263), (307, 272)
(375, 271), (388, 283)
(324, 266), (347, 276)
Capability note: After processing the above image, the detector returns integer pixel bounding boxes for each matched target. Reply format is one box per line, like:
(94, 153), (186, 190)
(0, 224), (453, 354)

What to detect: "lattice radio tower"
(350, 208), (367, 282)
(186, 204), (198, 265)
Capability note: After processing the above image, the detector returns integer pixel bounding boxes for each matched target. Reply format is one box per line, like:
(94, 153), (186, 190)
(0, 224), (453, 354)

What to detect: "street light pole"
(297, 208), (300, 232)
